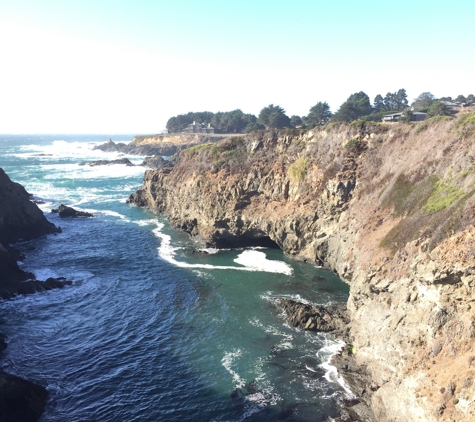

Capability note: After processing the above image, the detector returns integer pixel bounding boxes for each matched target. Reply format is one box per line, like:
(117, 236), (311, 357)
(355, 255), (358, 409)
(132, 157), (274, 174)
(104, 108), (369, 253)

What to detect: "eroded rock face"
(129, 118), (475, 421)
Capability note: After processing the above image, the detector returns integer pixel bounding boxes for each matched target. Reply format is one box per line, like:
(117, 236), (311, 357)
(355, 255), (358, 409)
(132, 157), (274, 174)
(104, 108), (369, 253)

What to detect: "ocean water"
(0, 134), (352, 422)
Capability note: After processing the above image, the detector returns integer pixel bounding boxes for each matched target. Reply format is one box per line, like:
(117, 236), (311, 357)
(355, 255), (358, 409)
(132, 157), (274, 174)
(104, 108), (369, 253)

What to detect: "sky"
(1, 0), (474, 134)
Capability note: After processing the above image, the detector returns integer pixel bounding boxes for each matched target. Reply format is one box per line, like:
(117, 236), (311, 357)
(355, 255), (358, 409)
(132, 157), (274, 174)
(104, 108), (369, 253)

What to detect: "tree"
(306, 101), (332, 126)
(427, 101), (452, 118)
(373, 94), (384, 113)
(412, 92), (435, 110)
(332, 92), (372, 123)
(394, 89), (409, 111)
(455, 95), (467, 103)
(258, 104), (291, 129)
(245, 121), (265, 132)
(467, 94), (475, 104)
(398, 110), (413, 123)
(290, 115), (303, 128)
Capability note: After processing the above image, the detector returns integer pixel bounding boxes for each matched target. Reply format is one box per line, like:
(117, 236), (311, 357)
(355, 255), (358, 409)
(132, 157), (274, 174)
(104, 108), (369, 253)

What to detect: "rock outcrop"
(0, 168), (60, 246)
(79, 158), (134, 167)
(129, 114), (475, 421)
(51, 204), (93, 218)
(277, 298), (349, 335)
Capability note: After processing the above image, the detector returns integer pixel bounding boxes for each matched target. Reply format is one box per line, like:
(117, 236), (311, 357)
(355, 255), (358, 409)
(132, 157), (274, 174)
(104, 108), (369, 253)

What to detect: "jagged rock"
(51, 204), (93, 218)
(141, 155), (170, 169)
(276, 298), (349, 334)
(0, 371), (48, 422)
(0, 168), (60, 245)
(92, 138), (127, 152)
(79, 158), (134, 167)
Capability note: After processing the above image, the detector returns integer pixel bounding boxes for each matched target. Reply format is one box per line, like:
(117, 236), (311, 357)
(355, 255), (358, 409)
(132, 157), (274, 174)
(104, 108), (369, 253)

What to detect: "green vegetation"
(426, 101), (452, 118)
(331, 92), (372, 123)
(186, 143), (215, 156)
(344, 137), (362, 151)
(305, 101), (332, 127)
(258, 104), (291, 129)
(166, 109), (259, 134)
(423, 179), (465, 213)
(288, 157), (308, 182)
(373, 89), (408, 113)
(411, 92), (435, 110)
(382, 174), (438, 217)
(455, 112), (475, 139)
(166, 90), (475, 133)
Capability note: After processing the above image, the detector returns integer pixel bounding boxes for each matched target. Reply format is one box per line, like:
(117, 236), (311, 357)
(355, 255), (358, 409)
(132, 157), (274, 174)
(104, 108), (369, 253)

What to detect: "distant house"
(382, 112), (427, 123)
(160, 129), (169, 134)
(183, 121), (215, 134)
(439, 101), (461, 109)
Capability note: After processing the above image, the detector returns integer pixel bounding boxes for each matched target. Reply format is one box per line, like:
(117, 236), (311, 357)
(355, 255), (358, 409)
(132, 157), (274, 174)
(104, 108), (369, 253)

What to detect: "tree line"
(166, 90), (475, 133)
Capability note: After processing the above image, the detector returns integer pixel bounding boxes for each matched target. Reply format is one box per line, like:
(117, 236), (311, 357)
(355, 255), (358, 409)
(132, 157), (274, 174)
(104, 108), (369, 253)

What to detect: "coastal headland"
(129, 113), (475, 421)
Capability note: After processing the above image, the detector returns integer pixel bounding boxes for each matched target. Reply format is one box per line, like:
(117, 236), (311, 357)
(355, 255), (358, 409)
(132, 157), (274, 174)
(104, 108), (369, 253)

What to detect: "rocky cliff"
(129, 113), (475, 421)
(0, 168), (68, 421)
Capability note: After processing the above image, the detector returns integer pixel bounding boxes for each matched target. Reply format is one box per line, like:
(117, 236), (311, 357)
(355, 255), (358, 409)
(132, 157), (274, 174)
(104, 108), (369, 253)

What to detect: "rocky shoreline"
(128, 117), (475, 421)
(0, 168), (75, 421)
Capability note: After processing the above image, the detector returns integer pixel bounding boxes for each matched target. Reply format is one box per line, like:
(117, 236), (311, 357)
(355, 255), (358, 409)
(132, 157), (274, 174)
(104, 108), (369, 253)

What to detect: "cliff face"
(129, 114), (475, 421)
(0, 168), (63, 295)
(0, 168), (59, 246)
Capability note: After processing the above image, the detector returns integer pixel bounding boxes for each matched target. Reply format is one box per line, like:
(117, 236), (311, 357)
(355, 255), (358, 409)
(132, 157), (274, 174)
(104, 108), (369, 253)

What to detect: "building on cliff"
(183, 121), (215, 134)
(382, 111), (427, 122)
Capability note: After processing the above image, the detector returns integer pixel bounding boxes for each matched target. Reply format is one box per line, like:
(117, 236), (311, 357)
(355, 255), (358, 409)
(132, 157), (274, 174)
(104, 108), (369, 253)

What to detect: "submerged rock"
(51, 204), (93, 218)
(79, 158), (134, 167)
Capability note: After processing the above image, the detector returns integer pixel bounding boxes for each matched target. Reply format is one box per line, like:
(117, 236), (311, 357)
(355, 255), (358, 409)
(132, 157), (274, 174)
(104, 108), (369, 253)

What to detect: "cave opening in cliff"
(215, 235), (280, 249)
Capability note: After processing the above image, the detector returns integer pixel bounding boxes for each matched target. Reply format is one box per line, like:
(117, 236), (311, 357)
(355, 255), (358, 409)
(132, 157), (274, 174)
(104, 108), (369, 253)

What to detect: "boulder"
(51, 204), (93, 218)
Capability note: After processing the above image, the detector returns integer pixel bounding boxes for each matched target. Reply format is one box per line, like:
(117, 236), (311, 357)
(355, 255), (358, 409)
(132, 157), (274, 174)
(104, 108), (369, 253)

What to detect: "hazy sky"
(1, 0), (474, 134)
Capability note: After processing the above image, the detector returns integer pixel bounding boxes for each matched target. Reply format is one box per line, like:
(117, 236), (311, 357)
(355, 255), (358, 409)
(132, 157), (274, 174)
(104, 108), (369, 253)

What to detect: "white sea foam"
(317, 336), (355, 398)
(153, 223), (293, 275)
(31, 268), (59, 280)
(221, 350), (244, 387)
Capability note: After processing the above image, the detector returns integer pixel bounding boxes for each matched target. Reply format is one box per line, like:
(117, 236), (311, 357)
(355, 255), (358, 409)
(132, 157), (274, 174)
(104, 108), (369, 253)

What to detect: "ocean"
(0, 134), (352, 422)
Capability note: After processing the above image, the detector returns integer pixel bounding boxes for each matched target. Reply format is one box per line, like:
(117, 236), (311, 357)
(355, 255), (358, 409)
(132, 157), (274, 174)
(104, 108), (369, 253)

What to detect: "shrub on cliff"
(288, 157), (308, 182)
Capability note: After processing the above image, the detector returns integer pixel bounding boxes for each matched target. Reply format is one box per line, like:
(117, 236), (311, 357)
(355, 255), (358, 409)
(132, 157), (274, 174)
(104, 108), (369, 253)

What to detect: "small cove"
(0, 135), (351, 421)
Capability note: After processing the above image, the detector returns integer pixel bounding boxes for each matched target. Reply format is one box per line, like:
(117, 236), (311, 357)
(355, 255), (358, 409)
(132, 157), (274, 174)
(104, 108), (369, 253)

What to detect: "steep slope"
(129, 113), (475, 421)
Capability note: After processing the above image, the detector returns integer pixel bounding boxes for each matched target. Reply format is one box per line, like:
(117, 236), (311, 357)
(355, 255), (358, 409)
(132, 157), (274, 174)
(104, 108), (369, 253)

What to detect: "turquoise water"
(0, 135), (351, 421)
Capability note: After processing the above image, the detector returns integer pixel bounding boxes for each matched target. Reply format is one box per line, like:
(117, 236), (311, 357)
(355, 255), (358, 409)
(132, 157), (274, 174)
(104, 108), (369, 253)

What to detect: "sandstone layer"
(129, 114), (475, 421)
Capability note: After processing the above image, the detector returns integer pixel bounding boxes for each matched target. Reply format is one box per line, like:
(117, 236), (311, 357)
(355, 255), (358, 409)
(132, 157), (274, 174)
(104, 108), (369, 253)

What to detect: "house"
(439, 101), (461, 109)
(183, 121), (215, 134)
(382, 112), (427, 123)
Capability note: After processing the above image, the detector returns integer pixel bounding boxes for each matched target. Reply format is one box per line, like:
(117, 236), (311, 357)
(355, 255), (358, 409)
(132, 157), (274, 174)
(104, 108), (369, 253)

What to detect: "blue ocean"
(0, 134), (352, 422)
